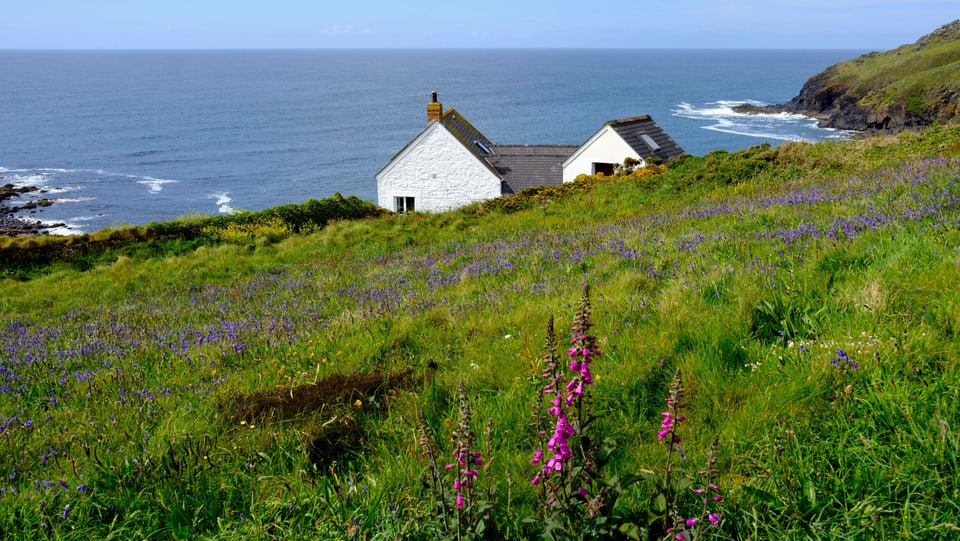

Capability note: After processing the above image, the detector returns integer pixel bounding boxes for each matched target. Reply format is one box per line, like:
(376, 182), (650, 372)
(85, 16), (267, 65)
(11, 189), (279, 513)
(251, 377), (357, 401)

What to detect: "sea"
(0, 49), (865, 234)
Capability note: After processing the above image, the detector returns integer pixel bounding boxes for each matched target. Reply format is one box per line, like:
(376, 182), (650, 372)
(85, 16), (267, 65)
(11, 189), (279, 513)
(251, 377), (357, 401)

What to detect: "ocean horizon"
(0, 49), (865, 233)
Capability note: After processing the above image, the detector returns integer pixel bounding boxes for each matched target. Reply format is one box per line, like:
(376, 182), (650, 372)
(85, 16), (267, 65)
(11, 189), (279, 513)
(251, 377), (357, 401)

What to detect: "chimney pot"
(427, 92), (443, 123)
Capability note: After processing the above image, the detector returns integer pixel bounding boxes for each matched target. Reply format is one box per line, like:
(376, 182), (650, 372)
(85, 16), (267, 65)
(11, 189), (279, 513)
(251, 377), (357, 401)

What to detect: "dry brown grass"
(217, 369), (416, 424)
(217, 368), (419, 469)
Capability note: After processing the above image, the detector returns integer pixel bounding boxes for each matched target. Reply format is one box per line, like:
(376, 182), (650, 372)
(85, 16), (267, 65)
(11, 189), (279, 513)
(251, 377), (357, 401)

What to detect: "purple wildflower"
(531, 286), (603, 511)
(448, 381), (482, 514)
(565, 286), (601, 406)
(658, 369), (686, 442)
(830, 348), (860, 371)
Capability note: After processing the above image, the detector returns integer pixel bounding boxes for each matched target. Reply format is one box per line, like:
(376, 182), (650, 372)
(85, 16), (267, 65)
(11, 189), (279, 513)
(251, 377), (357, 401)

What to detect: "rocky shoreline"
(731, 101), (839, 128)
(729, 70), (897, 132)
(729, 78), (917, 133)
(0, 184), (65, 236)
(734, 20), (960, 132)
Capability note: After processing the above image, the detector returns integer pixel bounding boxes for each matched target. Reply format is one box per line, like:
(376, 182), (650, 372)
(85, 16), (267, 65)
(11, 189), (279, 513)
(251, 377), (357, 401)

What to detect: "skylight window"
(640, 133), (661, 151)
(475, 140), (492, 154)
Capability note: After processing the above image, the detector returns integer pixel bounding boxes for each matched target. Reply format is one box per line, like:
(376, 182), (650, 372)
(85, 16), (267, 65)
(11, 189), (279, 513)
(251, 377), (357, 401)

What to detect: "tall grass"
(1, 124), (959, 539)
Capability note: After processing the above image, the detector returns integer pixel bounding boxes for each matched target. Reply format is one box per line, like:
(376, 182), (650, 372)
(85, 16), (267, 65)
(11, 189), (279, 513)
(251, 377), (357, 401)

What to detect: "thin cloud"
(324, 24), (356, 36)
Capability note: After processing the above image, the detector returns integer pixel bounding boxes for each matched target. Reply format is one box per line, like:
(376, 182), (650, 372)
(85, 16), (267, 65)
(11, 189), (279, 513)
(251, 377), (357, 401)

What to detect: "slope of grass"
(829, 21), (960, 118)
(0, 192), (386, 280)
(1, 124), (959, 539)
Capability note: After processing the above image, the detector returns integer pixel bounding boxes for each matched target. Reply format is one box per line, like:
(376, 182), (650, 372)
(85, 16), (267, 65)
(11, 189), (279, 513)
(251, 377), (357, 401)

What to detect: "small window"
(475, 140), (492, 154)
(640, 133), (661, 151)
(395, 196), (415, 213)
(592, 162), (615, 176)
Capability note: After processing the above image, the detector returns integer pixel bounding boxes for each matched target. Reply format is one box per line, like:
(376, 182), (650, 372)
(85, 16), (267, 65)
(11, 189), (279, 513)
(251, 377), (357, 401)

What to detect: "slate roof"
(606, 115), (686, 161)
(440, 110), (576, 194)
(438, 109), (500, 177)
(487, 145), (578, 194)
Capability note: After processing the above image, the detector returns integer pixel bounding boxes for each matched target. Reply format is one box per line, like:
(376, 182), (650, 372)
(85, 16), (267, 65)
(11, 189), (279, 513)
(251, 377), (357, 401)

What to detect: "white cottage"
(376, 94), (684, 213)
(561, 116), (686, 182)
(376, 94), (500, 213)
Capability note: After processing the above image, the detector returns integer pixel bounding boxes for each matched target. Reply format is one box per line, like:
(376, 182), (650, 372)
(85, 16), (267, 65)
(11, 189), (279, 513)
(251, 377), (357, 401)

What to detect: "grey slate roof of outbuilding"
(438, 109), (577, 194)
(604, 115), (684, 161)
(486, 145), (578, 194)
(606, 115), (686, 162)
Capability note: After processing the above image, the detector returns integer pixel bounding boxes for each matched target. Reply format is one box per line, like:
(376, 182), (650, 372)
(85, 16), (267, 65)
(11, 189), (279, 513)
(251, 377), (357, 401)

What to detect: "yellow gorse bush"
(202, 216), (293, 245)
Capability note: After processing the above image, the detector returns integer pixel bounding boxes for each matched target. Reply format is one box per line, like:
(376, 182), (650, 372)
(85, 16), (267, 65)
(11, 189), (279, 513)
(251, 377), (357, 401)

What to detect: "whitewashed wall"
(562, 126), (644, 182)
(377, 124), (501, 212)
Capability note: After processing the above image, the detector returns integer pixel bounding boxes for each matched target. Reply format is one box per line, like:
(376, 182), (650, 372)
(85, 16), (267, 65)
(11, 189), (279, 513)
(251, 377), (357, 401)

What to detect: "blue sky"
(2, 1), (956, 50)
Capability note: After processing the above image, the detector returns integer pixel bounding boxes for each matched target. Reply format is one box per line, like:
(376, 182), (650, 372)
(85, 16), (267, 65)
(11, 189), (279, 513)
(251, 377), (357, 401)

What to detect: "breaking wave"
(672, 100), (850, 143)
(209, 192), (236, 214)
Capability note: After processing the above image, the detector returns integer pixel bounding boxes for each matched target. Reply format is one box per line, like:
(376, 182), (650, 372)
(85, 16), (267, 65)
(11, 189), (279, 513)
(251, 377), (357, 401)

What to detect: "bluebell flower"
(831, 349), (859, 371)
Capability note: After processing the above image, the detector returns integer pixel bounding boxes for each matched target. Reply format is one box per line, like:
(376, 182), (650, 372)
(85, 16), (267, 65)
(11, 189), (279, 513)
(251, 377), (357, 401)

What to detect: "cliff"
(738, 20), (960, 131)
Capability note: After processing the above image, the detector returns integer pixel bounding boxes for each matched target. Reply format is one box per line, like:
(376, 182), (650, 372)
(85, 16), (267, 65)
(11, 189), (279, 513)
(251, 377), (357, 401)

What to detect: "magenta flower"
(531, 286), (604, 510)
(448, 380), (483, 516)
(658, 370), (686, 442)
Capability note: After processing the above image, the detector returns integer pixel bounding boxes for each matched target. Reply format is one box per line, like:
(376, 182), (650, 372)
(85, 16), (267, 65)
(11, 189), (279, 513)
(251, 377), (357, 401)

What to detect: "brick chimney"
(427, 91), (443, 123)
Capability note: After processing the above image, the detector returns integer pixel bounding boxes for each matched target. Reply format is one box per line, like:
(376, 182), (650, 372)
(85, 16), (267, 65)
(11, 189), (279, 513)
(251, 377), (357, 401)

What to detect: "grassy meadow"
(2, 124), (960, 539)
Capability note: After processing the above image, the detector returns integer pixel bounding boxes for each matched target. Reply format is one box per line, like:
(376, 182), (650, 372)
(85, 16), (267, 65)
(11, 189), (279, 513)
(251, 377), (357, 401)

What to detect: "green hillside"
(783, 20), (960, 130)
(2, 124), (960, 540)
(835, 22), (960, 112)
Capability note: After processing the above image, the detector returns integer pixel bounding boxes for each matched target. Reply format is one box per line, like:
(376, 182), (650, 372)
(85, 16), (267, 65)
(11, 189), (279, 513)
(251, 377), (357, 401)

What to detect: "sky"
(1, 1), (957, 50)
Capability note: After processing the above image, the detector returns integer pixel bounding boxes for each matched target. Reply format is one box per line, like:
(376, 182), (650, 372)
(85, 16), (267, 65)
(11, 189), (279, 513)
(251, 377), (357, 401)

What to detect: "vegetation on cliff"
(742, 20), (960, 131)
(1, 124), (959, 539)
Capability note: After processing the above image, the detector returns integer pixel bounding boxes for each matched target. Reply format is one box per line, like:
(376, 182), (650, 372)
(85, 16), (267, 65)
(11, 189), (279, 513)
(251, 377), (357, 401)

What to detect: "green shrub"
(0, 193), (386, 277)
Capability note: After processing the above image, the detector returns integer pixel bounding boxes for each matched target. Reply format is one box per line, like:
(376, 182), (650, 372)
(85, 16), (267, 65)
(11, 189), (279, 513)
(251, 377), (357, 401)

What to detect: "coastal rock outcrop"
(0, 184), (60, 236)
(735, 20), (960, 132)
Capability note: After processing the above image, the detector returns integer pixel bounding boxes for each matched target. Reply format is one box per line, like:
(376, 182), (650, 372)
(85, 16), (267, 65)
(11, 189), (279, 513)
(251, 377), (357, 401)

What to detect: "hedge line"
(1, 193), (386, 277)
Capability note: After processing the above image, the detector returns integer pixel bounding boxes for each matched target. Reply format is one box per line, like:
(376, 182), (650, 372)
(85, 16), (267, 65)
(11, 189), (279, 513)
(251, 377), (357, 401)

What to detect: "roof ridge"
(490, 144), (580, 148)
(441, 108), (490, 140)
(608, 115), (652, 125)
